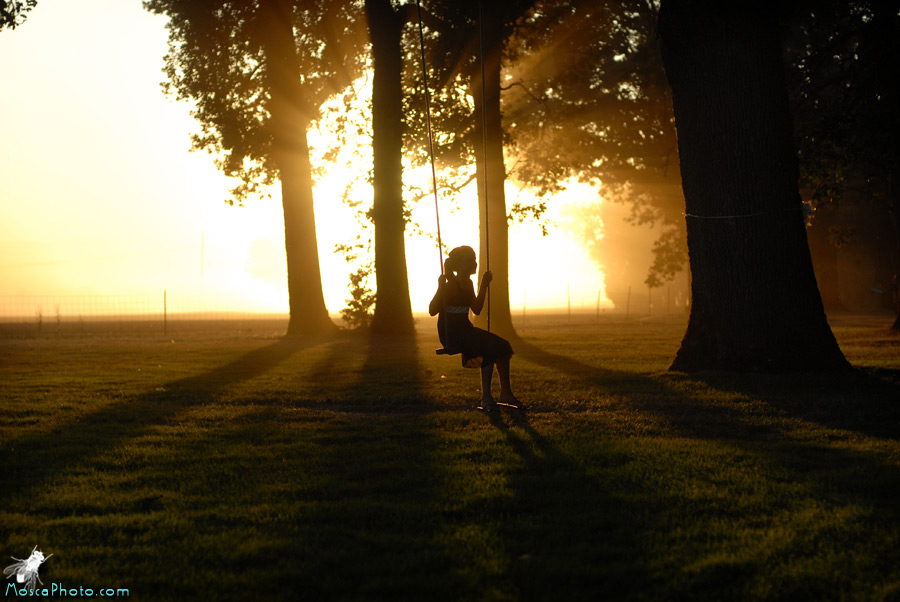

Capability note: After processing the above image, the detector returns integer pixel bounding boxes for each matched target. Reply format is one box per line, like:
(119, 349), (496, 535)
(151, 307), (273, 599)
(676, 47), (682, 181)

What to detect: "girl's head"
(445, 246), (477, 277)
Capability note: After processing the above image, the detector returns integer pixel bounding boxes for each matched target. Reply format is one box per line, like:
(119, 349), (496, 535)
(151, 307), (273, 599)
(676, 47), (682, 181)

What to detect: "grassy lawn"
(1, 313), (899, 601)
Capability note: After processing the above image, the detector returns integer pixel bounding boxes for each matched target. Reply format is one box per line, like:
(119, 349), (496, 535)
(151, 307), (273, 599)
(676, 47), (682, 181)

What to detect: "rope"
(683, 208), (803, 220)
(414, 0), (444, 276)
(416, 0), (455, 353)
(415, 0), (493, 339)
(478, 0), (490, 332)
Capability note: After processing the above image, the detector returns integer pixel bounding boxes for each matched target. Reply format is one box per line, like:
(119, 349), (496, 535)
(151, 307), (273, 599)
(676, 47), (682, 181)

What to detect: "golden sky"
(0, 0), (610, 318)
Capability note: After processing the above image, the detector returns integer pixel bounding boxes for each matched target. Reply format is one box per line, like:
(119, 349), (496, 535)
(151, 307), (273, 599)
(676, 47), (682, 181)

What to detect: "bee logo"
(4, 546), (52, 591)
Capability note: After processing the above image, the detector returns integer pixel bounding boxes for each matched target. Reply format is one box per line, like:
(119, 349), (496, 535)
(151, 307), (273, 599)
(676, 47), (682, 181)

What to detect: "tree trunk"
(278, 127), (335, 337)
(366, 0), (415, 337)
(260, 0), (335, 337)
(471, 9), (516, 340)
(658, 1), (849, 372)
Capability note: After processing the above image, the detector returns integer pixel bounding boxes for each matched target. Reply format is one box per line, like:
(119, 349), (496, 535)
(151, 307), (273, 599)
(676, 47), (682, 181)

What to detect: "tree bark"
(366, 0), (415, 336)
(260, 0), (335, 337)
(471, 8), (516, 340)
(659, 0), (849, 372)
(278, 127), (335, 337)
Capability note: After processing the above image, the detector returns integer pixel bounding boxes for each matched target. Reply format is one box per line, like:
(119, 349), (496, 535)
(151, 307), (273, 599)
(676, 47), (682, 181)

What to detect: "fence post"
(163, 290), (167, 336)
(626, 286), (631, 320)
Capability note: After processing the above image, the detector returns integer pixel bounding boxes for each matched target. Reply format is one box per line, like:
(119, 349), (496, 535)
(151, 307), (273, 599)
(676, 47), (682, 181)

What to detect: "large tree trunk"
(366, 0), (415, 337)
(261, 0), (335, 337)
(658, 1), (849, 372)
(278, 127), (335, 337)
(471, 9), (516, 340)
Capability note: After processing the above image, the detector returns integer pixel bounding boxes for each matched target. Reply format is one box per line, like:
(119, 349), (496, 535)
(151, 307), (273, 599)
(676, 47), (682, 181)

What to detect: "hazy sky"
(0, 0), (609, 317)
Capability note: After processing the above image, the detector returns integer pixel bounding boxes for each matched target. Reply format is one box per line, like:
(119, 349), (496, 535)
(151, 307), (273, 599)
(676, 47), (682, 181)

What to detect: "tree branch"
(500, 80), (546, 104)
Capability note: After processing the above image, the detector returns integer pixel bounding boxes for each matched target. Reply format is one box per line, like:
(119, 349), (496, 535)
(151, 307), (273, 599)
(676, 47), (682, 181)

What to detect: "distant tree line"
(142, 0), (897, 371)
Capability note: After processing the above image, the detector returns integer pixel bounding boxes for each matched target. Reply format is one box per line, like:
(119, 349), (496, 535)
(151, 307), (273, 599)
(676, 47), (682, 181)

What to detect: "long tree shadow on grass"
(452, 338), (671, 598)
(475, 412), (659, 601)
(643, 371), (900, 600)
(512, 336), (674, 412)
(515, 335), (900, 441)
(2, 333), (489, 601)
(252, 334), (488, 600)
(137, 335), (655, 599)
(0, 336), (316, 508)
(687, 369), (900, 441)
(511, 337), (900, 600)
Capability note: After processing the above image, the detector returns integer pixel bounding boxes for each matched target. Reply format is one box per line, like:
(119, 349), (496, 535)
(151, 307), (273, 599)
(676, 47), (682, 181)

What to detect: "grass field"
(1, 313), (899, 601)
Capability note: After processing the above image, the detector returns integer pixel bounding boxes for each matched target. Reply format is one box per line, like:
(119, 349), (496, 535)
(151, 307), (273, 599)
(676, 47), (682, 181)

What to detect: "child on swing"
(429, 245), (521, 410)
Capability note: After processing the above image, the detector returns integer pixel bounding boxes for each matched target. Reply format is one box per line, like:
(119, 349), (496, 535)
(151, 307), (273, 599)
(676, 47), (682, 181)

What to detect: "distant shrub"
(341, 268), (376, 329)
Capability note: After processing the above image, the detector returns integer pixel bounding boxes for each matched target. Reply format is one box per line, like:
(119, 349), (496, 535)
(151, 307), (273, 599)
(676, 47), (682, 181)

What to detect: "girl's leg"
(496, 355), (520, 406)
(480, 362), (495, 406)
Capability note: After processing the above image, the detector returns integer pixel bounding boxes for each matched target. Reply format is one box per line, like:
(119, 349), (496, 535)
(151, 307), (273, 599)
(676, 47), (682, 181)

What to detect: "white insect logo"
(4, 546), (52, 590)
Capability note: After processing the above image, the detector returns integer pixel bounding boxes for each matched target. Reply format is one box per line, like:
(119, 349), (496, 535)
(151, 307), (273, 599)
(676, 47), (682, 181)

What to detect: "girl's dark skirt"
(439, 313), (513, 367)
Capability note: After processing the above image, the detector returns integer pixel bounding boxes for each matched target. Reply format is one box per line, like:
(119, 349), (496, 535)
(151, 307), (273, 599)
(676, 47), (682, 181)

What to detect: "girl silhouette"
(429, 246), (520, 410)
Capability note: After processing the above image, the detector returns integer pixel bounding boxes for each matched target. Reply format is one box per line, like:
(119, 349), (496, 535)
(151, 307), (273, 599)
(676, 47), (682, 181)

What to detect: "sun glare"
(0, 2), (612, 322)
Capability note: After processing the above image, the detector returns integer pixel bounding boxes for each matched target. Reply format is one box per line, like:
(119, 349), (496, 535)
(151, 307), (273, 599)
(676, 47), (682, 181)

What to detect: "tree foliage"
(144, 0), (365, 336)
(340, 266), (376, 329)
(403, 0), (539, 338)
(787, 0), (900, 326)
(506, 0), (687, 288)
(0, 0), (36, 31)
(791, 1), (899, 206)
(144, 0), (365, 205)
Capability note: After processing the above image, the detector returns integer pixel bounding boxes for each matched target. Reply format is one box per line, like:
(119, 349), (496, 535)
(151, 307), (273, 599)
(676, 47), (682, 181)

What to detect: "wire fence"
(0, 293), (290, 337)
(0, 286), (691, 339)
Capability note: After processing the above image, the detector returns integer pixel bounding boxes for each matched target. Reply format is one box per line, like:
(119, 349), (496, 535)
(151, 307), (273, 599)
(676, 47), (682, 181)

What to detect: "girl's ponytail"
(445, 246), (475, 275)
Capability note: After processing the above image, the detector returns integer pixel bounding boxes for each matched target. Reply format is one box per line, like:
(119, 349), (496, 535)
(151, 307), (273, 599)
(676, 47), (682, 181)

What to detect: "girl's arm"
(428, 275), (446, 316)
(471, 271), (492, 315)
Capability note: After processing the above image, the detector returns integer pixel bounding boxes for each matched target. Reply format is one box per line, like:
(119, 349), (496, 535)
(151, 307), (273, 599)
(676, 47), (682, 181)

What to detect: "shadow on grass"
(513, 336), (675, 410)
(4, 333), (459, 601)
(690, 369), (900, 441)
(7, 331), (897, 600)
(462, 338), (669, 598)
(253, 334), (488, 601)
(512, 336), (900, 600)
(515, 335), (900, 442)
(274, 334), (651, 600)
(0, 336), (316, 507)
(484, 411), (656, 600)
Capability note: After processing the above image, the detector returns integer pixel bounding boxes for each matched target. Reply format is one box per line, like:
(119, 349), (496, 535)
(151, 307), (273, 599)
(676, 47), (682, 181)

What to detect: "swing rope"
(414, 0), (444, 277)
(415, 0), (457, 356)
(415, 0), (492, 343)
(477, 0), (490, 332)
